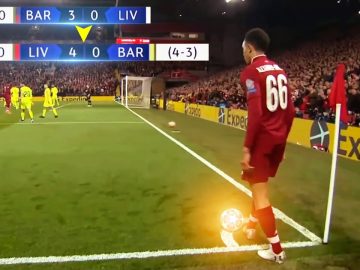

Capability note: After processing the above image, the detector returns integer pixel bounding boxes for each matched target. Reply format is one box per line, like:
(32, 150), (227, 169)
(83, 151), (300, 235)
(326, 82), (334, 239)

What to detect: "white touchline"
(55, 103), (72, 110)
(8, 121), (145, 125)
(0, 241), (319, 265)
(121, 104), (322, 244)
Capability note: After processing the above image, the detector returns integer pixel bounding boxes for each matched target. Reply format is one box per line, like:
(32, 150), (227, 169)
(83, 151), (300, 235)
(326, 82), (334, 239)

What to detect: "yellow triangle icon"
(75, 25), (92, 42)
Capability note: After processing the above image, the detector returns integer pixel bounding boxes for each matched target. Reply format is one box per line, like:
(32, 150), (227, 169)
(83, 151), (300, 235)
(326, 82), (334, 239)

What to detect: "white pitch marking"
(7, 121), (145, 125)
(0, 241), (319, 265)
(6, 103), (143, 125)
(120, 103), (322, 244)
(0, 104), (322, 266)
(221, 230), (240, 247)
(55, 103), (72, 110)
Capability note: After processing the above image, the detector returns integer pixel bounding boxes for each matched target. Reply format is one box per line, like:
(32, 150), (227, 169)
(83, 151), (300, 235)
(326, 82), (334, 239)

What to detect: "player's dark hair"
(244, 28), (270, 53)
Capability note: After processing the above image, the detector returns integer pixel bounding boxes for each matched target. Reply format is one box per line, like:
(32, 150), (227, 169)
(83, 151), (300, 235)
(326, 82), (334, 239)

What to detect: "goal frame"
(121, 75), (153, 109)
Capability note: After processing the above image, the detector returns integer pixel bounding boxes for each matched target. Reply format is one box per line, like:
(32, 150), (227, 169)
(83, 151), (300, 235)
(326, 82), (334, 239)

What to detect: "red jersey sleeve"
(241, 68), (263, 150)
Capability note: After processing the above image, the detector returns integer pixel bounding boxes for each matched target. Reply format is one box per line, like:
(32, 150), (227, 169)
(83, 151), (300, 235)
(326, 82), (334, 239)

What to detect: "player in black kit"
(85, 87), (92, 107)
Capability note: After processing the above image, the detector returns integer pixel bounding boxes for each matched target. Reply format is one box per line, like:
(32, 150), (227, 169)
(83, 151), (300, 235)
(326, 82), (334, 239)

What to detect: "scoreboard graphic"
(0, 7), (209, 62)
(0, 7), (151, 24)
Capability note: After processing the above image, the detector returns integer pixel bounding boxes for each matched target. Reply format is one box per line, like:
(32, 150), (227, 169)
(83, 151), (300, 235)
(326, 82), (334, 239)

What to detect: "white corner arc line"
(221, 230), (240, 247)
(121, 103), (322, 244)
(0, 241), (319, 265)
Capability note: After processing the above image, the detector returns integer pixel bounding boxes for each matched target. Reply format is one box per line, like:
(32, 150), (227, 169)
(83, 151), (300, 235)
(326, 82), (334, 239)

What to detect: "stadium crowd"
(0, 62), (117, 96)
(116, 62), (206, 77)
(0, 34), (359, 126)
(54, 63), (116, 96)
(168, 35), (360, 126)
(0, 61), (205, 96)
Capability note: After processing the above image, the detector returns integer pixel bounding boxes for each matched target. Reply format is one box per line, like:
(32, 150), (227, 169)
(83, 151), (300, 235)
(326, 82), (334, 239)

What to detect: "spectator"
(167, 33), (360, 126)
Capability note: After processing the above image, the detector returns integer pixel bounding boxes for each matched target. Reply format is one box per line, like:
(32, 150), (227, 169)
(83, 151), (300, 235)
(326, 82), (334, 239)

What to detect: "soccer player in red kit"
(240, 28), (294, 263)
(3, 84), (11, 114)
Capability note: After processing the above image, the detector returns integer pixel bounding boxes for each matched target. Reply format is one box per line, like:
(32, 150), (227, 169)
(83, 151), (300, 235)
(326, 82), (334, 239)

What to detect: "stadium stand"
(0, 62), (206, 96)
(0, 34), (359, 126)
(168, 34), (360, 126)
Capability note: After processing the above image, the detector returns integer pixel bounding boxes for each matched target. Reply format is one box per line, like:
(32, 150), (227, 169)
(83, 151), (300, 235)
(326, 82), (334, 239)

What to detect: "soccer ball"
(168, 121), (176, 128)
(220, 208), (243, 232)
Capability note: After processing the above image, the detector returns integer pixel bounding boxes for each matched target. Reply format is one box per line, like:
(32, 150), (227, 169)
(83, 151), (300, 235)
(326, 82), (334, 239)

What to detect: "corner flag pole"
(323, 103), (341, 244)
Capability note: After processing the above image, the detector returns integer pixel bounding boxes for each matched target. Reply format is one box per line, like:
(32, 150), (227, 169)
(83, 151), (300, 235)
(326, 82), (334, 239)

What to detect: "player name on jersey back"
(256, 64), (283, 73)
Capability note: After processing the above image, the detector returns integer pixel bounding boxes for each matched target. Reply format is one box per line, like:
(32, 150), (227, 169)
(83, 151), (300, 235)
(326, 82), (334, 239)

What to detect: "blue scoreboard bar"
(1, 43), (209, 61)
(18, 44), (153, 62)
(0, 7), (151, 24)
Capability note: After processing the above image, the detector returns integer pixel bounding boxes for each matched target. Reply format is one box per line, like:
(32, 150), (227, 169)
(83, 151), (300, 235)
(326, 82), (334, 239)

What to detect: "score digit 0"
(0, 10), (5, 20)
(91, 10), (99, 21)
(82, 8), (102, 22)
(0, 44), (14, 61)
(84, 45), (106, 60)
(92, 47), (100, 58)
(0, 7), (15, 24)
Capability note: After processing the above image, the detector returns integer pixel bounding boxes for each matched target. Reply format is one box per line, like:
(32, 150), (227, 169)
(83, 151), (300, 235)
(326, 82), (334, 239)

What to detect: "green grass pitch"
(0, 101), (359, 270)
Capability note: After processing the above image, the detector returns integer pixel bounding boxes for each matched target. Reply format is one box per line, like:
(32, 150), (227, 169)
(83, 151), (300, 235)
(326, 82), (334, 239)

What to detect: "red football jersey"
(3, 85), (11, 97)
(240, 55), (295, 150)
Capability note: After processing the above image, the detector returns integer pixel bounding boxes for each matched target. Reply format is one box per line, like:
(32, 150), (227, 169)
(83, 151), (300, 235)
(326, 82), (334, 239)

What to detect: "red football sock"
(256, 206), (283, 254)
(247, 202), (258, 229)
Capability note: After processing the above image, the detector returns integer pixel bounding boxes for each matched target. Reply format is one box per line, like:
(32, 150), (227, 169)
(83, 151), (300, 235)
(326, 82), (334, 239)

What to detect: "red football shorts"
(242, 140), (286, 184)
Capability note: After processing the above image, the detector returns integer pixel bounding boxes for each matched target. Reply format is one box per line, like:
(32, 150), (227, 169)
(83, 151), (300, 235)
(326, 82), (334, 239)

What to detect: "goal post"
(121, 76), (153, 108)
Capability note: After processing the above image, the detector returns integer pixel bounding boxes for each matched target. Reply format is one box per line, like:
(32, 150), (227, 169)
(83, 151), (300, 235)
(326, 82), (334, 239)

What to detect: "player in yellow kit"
(40, 84), (58, 118)
(51, 84), (60, 106)
(10, 85), (20, 110)
(20, 83), (34, 122)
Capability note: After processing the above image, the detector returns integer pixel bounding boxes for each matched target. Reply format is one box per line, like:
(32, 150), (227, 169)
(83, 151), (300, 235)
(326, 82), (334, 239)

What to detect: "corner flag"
(329, 64), (348, 123)
(323, 64), (347, 244)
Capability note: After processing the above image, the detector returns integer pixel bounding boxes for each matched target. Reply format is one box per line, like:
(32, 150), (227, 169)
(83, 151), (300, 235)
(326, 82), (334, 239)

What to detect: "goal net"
(121, 76), (153, 108)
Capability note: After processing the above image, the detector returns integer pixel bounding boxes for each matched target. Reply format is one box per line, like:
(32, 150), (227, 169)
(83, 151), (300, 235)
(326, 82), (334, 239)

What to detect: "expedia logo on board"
(338, 123), (360, 160)
(225, 109), (248, 130)
(185, 104), (201, 118)
(310, 120), (330, 149)
(310, 120), (360, 160)
(61, 96), (86, 102)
